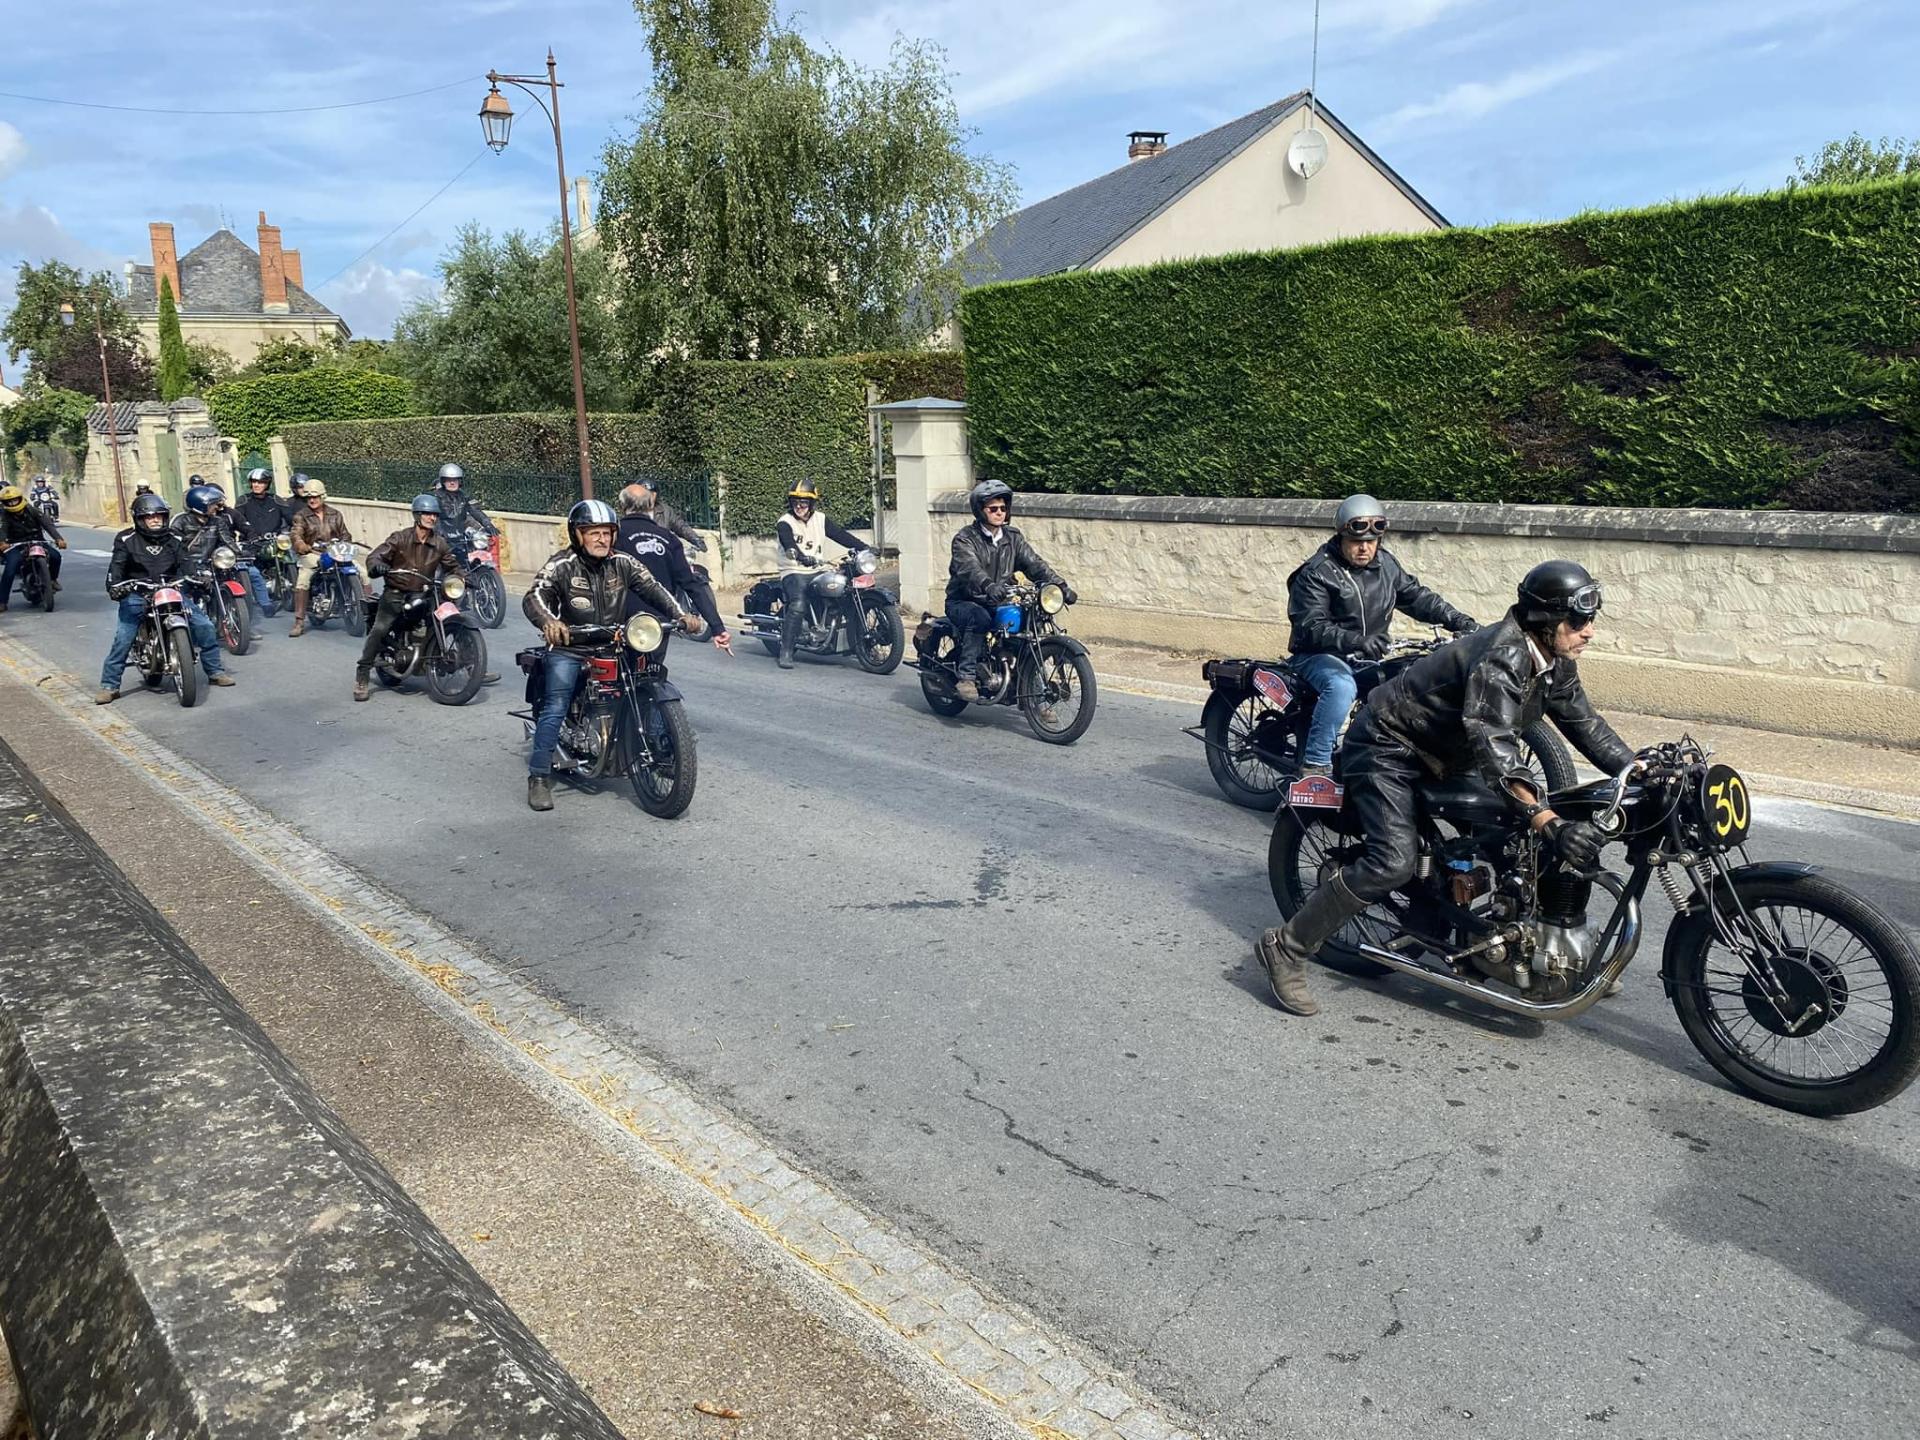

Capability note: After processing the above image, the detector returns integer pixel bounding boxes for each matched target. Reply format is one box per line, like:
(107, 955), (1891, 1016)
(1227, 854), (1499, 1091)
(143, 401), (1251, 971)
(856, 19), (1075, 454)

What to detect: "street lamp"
(478, 53), (595, 501)
(61, 298), (129, 523)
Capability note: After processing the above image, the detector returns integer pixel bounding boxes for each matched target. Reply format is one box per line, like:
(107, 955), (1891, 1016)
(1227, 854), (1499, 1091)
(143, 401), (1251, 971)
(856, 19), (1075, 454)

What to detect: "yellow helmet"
(786, 479), (820, 509)
(0, 485), (24, 512)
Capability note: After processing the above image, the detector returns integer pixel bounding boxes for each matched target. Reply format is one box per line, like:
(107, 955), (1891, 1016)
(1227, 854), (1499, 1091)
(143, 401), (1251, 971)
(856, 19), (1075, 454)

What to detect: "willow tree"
(598, 0), (1016, 361)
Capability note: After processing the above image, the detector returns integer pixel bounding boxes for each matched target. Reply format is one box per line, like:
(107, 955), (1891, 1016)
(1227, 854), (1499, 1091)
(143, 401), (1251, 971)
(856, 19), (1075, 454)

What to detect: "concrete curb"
(0, 638), (1204, 1440)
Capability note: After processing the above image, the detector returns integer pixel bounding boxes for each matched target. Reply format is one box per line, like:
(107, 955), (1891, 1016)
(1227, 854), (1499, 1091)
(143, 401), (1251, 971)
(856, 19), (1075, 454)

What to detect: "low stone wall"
(929, 494), (1920, 747)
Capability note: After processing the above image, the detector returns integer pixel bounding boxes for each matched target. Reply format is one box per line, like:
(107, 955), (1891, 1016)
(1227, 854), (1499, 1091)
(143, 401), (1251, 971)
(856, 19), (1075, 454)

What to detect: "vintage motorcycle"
(1269, 736), (1920, 1116)
(1193, 636), (1576, 809)
(245, 533), (297, 613)
(185, 545), (254, 655)
(909, 583), (1097, 744)
(454, 526), (508, 630)
(510, 613), (698, 819)
(13, 540), (57, 613)
(308, 539), (368, 637)
(365, 568), (489, 705)
(738, 550), (904, 673)
(120, 579), (205, 707)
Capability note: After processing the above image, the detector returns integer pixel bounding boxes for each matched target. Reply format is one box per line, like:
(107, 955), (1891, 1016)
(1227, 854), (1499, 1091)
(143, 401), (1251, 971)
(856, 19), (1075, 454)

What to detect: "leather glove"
(1357, 634), (1392, 660)
(987, 583), (1012, 604)
(1061, 583), (1078, 605)
(1545, 817), (1606, 870)
(108, 581), (134, 600)
(1448, 616), (1479, 635)
(541, 618), (571, 647)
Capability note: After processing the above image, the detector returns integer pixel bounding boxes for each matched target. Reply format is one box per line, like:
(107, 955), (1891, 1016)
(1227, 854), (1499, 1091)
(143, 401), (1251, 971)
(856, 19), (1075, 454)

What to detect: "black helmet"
(786, 479), (820, 515)
(566, 498), (619, 553)
(411, 493), (443, 518)
(131, 492), (170, 529)
(437, 462), (465, 485)
(969, 478), (1013, 523)
(1517, 560), (1604, 629)
(246, 467), (272, 488)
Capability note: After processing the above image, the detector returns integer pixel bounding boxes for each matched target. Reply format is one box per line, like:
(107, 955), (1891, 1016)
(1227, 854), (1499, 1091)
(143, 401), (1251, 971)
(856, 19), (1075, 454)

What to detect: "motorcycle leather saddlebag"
(1203, 658), (1254, 689)
(516, 648), (546, 706)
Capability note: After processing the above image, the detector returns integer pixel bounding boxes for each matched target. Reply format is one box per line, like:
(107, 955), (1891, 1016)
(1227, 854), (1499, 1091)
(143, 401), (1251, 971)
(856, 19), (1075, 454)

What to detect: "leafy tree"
(598, 0), (1016, 361)
(1791, 132), (1920, 187)
(2, 386), (94, 458)
(156, 278), (191, 400)
(340, 337), (404, 374)
(242, 334), (330, 376)
(391, 224), (621, 413)
(2, 259), (138, 380)
(38, 327), (155, 402)
(183, 338), (238, 392)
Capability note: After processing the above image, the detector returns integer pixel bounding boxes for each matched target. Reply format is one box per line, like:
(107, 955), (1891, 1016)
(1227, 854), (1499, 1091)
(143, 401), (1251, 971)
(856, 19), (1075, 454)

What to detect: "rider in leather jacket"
(97, 492), (233, 703)
(1287, 494), (1477, 775)
(353, 493), (468, 701)
(233, 468), (289, 541)
(432, 464), (499, 553)
(616, 484), (729, 650)
(521, 499), (695, 811)
(1257, 560), (1636, 1017)
(945, 479), (1075, 702)
(0, 483), (66, 610)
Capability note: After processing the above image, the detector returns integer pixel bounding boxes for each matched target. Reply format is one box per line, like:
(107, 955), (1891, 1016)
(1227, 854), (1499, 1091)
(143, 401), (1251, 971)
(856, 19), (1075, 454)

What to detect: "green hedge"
(286, 351), (967, 534)
(209, 368), (414, 453)
(958, 181), (1920, 512)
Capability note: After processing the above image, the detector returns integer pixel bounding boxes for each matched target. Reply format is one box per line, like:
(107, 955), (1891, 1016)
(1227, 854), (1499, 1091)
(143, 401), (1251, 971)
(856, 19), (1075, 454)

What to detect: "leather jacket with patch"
(367, 527), (465, 593)
(945, 521), (1062, 608)
(1361, 611), (1635, 800)
(1287, 540), (1474, 656)
(522, 547), (682, 631)
(106, 525), (190, 591)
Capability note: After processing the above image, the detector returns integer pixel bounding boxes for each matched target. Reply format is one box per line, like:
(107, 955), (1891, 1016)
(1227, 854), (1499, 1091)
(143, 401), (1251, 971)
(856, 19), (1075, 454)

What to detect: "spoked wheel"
(425, 628), (487, 706)
(1204, 691), (1292, 809)
(852, 603), (905, 674)
(343, 576), (368, 637)
(217, 596), (253, 655)
(469, 569), (507, 629)
(1668, 871), (1920, 1115)
(1518, 721), (1576, 794)
(169, 629), (204, 708)
(1022, 641), (1096, 744)
(624, 697), (697, 819)
(1267, 813), (1395, 977)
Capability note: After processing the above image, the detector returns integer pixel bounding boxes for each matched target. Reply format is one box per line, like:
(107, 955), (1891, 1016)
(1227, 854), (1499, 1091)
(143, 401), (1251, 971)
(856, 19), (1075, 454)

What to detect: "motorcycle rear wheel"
(1267, 813), (1394, 977)
(170, 629), (203, 708)
(1668, 871), (1920, 1116)
(1204, 690), (1291, 810)
(624, 698), (697, 819)
(426, 628), (487, 706)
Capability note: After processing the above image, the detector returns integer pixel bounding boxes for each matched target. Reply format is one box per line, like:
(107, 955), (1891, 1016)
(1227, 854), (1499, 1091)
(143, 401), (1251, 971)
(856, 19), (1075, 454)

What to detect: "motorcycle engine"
(555, 713), (612, 775)
(977, 654), (1012, 703)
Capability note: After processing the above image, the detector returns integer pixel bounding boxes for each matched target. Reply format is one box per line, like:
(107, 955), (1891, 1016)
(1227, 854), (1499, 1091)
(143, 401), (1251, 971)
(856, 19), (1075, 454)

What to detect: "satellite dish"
(1287, 128), (1329, 180)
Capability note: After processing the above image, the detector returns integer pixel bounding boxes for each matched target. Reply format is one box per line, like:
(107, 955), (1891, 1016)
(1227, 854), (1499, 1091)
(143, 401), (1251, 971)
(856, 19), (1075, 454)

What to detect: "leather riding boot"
(353, 667), (371, 702)
(777, 602), (801, 669)
(1256, 872), (1368, 1017)
(527, 775), (555, 811)
(289, 590), (307, 637)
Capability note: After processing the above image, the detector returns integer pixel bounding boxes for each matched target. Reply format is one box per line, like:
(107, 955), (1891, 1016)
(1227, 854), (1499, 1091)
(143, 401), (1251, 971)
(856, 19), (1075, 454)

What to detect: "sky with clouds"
(2, 0), (1915, 356)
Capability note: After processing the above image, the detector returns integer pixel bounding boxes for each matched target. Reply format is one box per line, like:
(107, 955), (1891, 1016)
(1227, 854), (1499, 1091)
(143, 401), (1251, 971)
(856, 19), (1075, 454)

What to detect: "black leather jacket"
(0, 505), (62, 546)
(946, 522), (1062, 608)
(1287, 540), (1474, 656)
(433, 486), (497, 539)
(616, 516), (725, 633)
(170, 509), (239, 567)
(656, 500), (706, 554)
(233, 493), (289, 542)
(523, 547), (682, 631)
(1362, 612), (1635, 800)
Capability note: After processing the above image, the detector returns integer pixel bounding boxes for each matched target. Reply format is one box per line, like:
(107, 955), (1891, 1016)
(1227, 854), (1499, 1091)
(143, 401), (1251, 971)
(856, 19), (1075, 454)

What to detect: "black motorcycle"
(184, 545), (254, 656)
(363, 568), (490, 705)
(453, 527), (508, 630)
(13, 539), (57, 613)
(245, 533), (297, 614)
(910, 583), (1097, 744)
(1193, 636), (1576, 809)
(121, 579), (204, 707)
(738, 550), (904, 674)
(1269, 737), (1920, 1116)
(510, 614), (698, 819)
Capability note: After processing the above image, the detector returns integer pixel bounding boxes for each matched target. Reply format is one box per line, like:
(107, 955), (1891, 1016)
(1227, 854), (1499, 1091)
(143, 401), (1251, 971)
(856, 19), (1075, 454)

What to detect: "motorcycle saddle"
(1417, 776), (1508, 824)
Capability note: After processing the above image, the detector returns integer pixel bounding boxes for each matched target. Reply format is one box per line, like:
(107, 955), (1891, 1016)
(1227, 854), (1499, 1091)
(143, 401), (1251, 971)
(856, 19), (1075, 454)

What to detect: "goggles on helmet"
(1342, 517), (1388, 539)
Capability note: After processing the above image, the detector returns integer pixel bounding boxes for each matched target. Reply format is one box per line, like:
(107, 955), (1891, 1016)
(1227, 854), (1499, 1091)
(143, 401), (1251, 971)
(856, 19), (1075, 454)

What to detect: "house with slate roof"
(947, 94), (1442, 333)
(125, 212), (348, 368)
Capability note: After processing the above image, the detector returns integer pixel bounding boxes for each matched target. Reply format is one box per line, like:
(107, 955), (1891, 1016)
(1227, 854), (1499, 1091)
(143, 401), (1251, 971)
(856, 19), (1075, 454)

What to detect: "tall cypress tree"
(156, 276), (191, 400)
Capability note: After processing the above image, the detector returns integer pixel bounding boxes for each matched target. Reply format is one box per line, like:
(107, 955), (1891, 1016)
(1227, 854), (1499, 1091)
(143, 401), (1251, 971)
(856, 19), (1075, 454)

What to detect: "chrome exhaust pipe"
(1354, 894), (1642, 1021)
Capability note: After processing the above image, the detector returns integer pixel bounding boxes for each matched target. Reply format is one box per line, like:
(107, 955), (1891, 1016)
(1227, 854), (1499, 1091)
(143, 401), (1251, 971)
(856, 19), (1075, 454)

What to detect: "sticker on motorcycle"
(1701, 763), (1751, 848)
(1287, 774), (1344, 809)
(853, 574), (876, 588)
(434, 601), (460, 621)
(1252, 668), (1293, 708)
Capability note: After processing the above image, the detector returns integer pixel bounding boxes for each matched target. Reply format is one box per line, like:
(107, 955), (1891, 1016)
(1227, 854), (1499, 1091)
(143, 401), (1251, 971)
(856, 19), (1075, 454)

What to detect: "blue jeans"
(527, 651), (585, 776)
(0, 543), (61, 603)
(99, 595), (224, 692)
(1293, 652), (1358, 769)
(237, 562), (275, 614)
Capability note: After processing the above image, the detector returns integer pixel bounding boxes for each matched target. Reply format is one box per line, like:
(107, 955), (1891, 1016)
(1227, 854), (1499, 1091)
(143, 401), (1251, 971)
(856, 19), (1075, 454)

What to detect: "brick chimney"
(282, 248), (304, 291)
(149, 223), (182, 307)
(1127, 130), (1169, 162)
(257, 211), (289, 313)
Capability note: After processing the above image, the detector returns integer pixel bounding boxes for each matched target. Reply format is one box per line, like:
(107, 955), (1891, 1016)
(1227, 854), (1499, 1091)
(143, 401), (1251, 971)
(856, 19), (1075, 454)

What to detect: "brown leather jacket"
(367, 527), (465, 592)
(291, 503), (352, 554)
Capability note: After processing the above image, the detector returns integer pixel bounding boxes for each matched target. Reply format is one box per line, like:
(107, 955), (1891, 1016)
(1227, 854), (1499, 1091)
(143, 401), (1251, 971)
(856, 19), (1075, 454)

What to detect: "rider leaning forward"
(520, 499), (697, 813)
(1258, 560), (1636, 1016)
(353, 493), (468, 702)
(1286, 494), (1477, 777)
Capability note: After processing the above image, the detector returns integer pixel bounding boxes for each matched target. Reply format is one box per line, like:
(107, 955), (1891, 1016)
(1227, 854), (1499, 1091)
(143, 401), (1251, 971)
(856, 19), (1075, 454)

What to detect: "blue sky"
(2, 0), (1916, 354)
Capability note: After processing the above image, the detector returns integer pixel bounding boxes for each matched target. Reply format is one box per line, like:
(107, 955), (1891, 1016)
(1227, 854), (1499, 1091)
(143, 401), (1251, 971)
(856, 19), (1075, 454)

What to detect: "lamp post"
(60, 299), (129, 523)
(479, 52), (595, 501)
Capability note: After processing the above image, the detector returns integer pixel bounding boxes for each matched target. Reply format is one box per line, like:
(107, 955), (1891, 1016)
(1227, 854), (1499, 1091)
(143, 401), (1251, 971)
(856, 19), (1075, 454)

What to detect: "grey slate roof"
(962, 94), (1446, 287)
(87, 401), (140, 436)
(128, 229), (339, 320)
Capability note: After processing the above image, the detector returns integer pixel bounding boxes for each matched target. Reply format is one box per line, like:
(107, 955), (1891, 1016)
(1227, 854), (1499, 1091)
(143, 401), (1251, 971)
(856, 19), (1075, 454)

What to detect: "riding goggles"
(1565, 582), (1604, 620)
(1342, 517), (1388, 538)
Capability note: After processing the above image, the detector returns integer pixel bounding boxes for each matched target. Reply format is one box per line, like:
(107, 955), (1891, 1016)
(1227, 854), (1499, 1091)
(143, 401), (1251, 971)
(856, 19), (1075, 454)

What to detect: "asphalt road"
(9, 533), (1918, 1440)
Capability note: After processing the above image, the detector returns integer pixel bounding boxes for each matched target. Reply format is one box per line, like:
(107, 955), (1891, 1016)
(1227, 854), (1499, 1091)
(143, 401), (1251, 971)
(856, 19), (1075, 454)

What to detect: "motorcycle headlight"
(856, 548), (878, 576)
(210, 546), (237, 571)
(1039, 583), (1065, 614)
(441, 576), (466, 601)
(625, 612), (664, 652)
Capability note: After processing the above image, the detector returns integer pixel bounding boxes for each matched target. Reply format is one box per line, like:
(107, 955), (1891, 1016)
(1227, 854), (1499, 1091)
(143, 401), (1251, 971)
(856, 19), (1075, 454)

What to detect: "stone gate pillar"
(870, 398), (970, 615)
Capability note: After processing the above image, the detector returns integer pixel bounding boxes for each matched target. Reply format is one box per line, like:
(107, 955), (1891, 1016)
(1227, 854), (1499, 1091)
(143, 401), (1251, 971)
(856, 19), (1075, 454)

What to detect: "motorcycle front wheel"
(218, 595), (253, 655)
(343, 576), (368, 637)
(624, 697), (697, 819)
(425, 628), (487, 706)
(852, 602), (905, 674)
(1267, 813), (1394, 977)
(170, 629), (203, 708)
(1667, 871), (1920, 1116)
(469, 569), (507, 629)
(31, 557), (54, 613)
(1022, 641), (1097, 745)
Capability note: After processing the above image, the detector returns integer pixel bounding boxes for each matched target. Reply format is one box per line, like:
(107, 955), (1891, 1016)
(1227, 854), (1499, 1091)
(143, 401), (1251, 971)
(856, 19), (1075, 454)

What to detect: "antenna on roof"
(1287, 0), (1330, 180)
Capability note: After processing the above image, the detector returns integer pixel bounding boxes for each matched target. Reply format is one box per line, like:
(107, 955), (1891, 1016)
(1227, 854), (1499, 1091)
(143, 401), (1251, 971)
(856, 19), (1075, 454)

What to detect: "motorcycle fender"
(874, 587), (898, 606)
(160, 613), (190, 632)
(1657, 860), (1821, 998)
(634, 678), (685, 704)
(1034, 633), (1090, 660)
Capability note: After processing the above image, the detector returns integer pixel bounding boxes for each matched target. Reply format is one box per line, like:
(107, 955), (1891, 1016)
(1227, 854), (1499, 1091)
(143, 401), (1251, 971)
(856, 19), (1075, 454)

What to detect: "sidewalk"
(0, 680), (988, 1440)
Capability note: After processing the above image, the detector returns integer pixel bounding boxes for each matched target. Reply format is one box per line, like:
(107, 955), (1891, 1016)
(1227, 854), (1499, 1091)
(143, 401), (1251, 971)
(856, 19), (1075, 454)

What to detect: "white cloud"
(1369, 50), (1621, 140)
(318, 259), (441, 341)
(0, 122), (26, 181)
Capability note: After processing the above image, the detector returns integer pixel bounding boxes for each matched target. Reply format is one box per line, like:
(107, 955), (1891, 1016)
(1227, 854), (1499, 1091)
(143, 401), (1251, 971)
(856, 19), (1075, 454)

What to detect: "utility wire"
(0, 76), (481, 117)
(312, 150), (488, 293)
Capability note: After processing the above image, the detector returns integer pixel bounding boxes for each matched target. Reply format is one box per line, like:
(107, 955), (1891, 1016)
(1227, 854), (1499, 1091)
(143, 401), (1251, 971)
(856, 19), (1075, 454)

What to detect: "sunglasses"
(982, 502), (1010, 513)
(1343, 518), (1388, 538)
